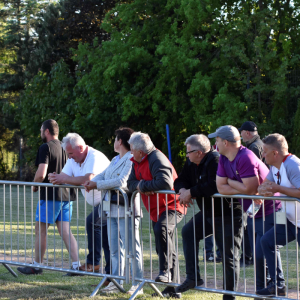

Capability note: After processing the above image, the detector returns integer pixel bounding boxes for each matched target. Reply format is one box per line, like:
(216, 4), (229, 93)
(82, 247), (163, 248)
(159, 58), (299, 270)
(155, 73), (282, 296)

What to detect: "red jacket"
(127, 148), (186, 222)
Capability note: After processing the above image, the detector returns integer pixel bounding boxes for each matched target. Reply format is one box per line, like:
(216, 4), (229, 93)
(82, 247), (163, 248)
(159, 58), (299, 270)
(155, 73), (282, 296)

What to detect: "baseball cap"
(238, 121), (257, 132)
(208, 125), (241, 142)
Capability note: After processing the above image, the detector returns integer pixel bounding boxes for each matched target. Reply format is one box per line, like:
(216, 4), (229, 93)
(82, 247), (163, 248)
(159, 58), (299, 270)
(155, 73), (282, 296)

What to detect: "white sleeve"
(85, 152), (110, 175)
(61, 159), (73, 176)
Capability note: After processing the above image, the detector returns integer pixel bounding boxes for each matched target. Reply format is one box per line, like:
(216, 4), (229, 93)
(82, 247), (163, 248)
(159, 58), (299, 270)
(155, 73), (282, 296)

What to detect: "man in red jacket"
(127, 132), (185, 297)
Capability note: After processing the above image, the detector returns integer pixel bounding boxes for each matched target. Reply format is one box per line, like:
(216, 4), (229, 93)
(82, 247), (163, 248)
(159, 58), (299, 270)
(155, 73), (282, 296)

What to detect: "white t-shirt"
(267, 155), (300, 227)
(62, 146), (110, 206)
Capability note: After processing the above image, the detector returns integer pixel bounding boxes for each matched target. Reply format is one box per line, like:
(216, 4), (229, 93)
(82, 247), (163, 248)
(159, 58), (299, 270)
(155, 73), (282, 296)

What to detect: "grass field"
(0, 184), (299, 299)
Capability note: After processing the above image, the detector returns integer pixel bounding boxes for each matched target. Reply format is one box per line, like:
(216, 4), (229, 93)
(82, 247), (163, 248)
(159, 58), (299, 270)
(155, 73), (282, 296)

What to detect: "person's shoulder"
(88, 146), (109, 161)
(46, 139), (63, 151)
(38, 143), (49, 152)
(149, 149), (171, 166)
(285, 155), (300, 170)
(205, 151), (220, 164)
(239, 146), (257, 159)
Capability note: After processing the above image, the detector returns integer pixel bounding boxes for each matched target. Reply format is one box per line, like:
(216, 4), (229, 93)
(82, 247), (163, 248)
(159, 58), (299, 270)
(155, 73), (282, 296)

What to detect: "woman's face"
(114, 136), (121, 153)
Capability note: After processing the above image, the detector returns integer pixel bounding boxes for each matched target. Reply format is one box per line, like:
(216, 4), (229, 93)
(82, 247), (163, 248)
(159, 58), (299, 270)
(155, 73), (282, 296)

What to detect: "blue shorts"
(35, 200), (73, 224)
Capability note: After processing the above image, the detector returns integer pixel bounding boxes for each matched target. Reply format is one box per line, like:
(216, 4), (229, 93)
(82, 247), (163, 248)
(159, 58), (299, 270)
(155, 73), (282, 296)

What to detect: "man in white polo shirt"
(48, 133), (110, 277)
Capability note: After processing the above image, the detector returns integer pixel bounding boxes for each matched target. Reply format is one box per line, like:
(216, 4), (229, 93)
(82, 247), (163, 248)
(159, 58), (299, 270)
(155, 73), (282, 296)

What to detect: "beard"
(41, 132), (47, 143)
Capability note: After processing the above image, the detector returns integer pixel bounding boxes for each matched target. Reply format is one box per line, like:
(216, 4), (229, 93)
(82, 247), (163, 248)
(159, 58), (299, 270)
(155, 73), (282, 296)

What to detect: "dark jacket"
(174, 150), (233, 217)
(127, 147), (186, 222)
(245, 135), (264, 161)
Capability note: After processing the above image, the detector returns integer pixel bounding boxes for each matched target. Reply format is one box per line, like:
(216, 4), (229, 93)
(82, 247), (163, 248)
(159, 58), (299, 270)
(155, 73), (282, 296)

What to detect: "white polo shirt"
(62, 146), (110, 206)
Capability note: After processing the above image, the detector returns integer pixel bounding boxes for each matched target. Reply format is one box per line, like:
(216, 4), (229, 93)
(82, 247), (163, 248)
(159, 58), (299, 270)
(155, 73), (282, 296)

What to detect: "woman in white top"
(83, 127), (143, 296)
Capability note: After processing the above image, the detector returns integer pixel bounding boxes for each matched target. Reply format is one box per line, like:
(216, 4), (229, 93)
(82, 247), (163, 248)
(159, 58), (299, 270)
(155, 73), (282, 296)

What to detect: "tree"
(19, 0), (300, 170)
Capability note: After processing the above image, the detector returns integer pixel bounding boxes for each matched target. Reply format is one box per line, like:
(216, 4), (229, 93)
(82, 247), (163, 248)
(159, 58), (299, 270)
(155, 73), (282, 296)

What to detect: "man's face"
(240, 130), (250, 142)
(40, 126), (47, 143)
(186, 144), (200, 164)
(215, 137), (225, 155)
(262, 144), (277, 166)
(130, 145), (143, 163)
(65, 143), (83, 163)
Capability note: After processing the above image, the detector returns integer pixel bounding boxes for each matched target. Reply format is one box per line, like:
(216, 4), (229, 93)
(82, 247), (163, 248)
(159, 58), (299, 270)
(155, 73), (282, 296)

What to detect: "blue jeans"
(261, 219), (297, 287)
(247, 213), (283, 290)
(86, 205), (110, 274)
(107, 217), (143, 285)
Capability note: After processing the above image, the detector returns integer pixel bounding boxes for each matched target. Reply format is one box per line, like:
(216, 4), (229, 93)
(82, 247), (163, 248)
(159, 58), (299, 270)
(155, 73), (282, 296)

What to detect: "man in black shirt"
(174, 134), (244, 300)
(17, 119), (80, 275)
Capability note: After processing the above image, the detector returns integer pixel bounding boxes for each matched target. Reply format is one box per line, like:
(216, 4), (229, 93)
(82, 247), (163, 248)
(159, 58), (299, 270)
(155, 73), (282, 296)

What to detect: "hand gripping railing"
(0, 180), (129, 298)
(128, 190), (300, 300)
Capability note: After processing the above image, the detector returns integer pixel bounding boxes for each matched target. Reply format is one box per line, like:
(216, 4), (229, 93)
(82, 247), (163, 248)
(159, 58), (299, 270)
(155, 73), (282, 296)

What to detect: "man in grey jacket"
(239, 121), (264, 161)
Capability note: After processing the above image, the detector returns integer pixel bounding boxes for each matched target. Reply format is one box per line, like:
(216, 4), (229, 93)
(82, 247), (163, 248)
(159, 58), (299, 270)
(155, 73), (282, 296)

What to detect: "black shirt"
(35, 139), (75, 201)
(174, 150), (241, 217)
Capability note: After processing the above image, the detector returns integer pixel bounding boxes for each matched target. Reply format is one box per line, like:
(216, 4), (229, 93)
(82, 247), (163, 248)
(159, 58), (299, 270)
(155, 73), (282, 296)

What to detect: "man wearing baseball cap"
(239, 121), (264, 162)
(208, 125), (281, 298)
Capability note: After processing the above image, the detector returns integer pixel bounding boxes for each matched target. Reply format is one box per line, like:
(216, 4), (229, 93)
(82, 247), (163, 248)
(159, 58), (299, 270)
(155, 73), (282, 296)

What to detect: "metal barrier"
(129, 191), (300, 300)
(1, 180), (300, 299)
(0, 180), (129, 297)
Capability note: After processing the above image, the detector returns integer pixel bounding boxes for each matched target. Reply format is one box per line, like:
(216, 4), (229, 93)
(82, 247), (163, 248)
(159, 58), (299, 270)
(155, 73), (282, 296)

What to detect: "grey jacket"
(245, 135), (264, 161)
(92, 151), (141, 218)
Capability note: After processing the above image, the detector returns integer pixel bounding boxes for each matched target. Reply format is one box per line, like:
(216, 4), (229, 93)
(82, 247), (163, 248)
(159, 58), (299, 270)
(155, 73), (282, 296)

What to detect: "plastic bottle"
(246, 202), (262, 218)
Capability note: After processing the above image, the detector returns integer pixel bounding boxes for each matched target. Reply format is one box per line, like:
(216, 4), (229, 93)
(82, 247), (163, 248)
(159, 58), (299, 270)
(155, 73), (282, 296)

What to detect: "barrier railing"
(0, 180), (129, 297)
(129, 191), (300, 300)
(1, 181), (300, 299)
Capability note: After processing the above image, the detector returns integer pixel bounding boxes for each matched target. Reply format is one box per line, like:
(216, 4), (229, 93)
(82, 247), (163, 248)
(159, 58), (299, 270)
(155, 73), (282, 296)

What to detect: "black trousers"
(182, 209), (246, 300)
(152, 210), (184, 282)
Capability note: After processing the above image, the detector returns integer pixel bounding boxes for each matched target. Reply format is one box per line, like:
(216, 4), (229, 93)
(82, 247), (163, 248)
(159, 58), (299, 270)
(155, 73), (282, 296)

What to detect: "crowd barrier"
(0, 180), (299, 299)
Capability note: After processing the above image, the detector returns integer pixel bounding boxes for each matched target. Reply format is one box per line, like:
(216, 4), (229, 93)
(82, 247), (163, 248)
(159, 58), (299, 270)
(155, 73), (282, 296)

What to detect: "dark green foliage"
(3, 0), (300, 174)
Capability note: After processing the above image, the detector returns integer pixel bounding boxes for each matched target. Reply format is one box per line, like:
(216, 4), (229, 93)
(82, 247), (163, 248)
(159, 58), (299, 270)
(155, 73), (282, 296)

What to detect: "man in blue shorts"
(17, 119), (80, 275)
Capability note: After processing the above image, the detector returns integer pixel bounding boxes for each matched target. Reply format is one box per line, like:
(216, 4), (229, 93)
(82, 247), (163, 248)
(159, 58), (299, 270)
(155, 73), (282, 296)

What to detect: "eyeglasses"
(186, 149), (198, 155)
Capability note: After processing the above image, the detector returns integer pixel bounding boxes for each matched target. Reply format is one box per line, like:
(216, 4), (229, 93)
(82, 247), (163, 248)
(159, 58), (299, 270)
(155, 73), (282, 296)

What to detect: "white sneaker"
(101, 282), (123, 294)
(127, 285), (144, 296)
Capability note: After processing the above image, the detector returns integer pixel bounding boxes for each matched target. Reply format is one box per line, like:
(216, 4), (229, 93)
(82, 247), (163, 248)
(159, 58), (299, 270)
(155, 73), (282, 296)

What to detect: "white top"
(62, 146), (110, 206)
(267, 155), (300, 227)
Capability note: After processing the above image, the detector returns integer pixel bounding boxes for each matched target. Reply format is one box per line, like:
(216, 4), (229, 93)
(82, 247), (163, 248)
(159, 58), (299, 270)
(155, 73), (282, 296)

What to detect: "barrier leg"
(148, 282), (164, 298)
(129, 280), (146, 300)
(89, 276), (108, 297)
(2, 263), (18, 277)
(110, 278), (126, 292)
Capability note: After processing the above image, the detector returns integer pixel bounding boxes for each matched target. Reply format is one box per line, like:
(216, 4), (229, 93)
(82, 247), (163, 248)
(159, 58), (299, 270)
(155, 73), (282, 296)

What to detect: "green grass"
(0, 185), (299, 299)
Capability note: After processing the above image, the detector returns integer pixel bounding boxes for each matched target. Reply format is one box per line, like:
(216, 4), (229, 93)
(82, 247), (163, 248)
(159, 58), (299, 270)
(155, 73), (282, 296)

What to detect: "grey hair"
(262, 133), (288, 153)
(128, 132), (154, 154)
(185, 134), (211, 153)
(61, 133), (86, 150)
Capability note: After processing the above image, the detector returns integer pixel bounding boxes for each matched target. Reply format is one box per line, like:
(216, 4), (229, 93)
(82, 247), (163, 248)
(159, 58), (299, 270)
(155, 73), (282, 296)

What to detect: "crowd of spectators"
(16, 119), (300, 299)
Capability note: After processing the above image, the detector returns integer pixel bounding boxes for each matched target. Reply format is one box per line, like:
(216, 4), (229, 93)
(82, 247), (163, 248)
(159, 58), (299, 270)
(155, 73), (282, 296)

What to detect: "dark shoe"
(175, 277), (204, 293)
(256, 282), (286, 297)
(204, 253), (222, 263)
(63, 266), (84, 277)
(240, 258), (253, 268)
(152, 286), (182, 298)
(79, 263), (100, 273)
(17, 265), (43, 275)
(155, 270), (172, 283)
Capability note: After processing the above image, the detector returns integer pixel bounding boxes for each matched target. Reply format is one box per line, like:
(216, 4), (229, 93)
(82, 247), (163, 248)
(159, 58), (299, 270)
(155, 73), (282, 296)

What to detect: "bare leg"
(34, 221), (50, 263)
(56, 221), (79, 262)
